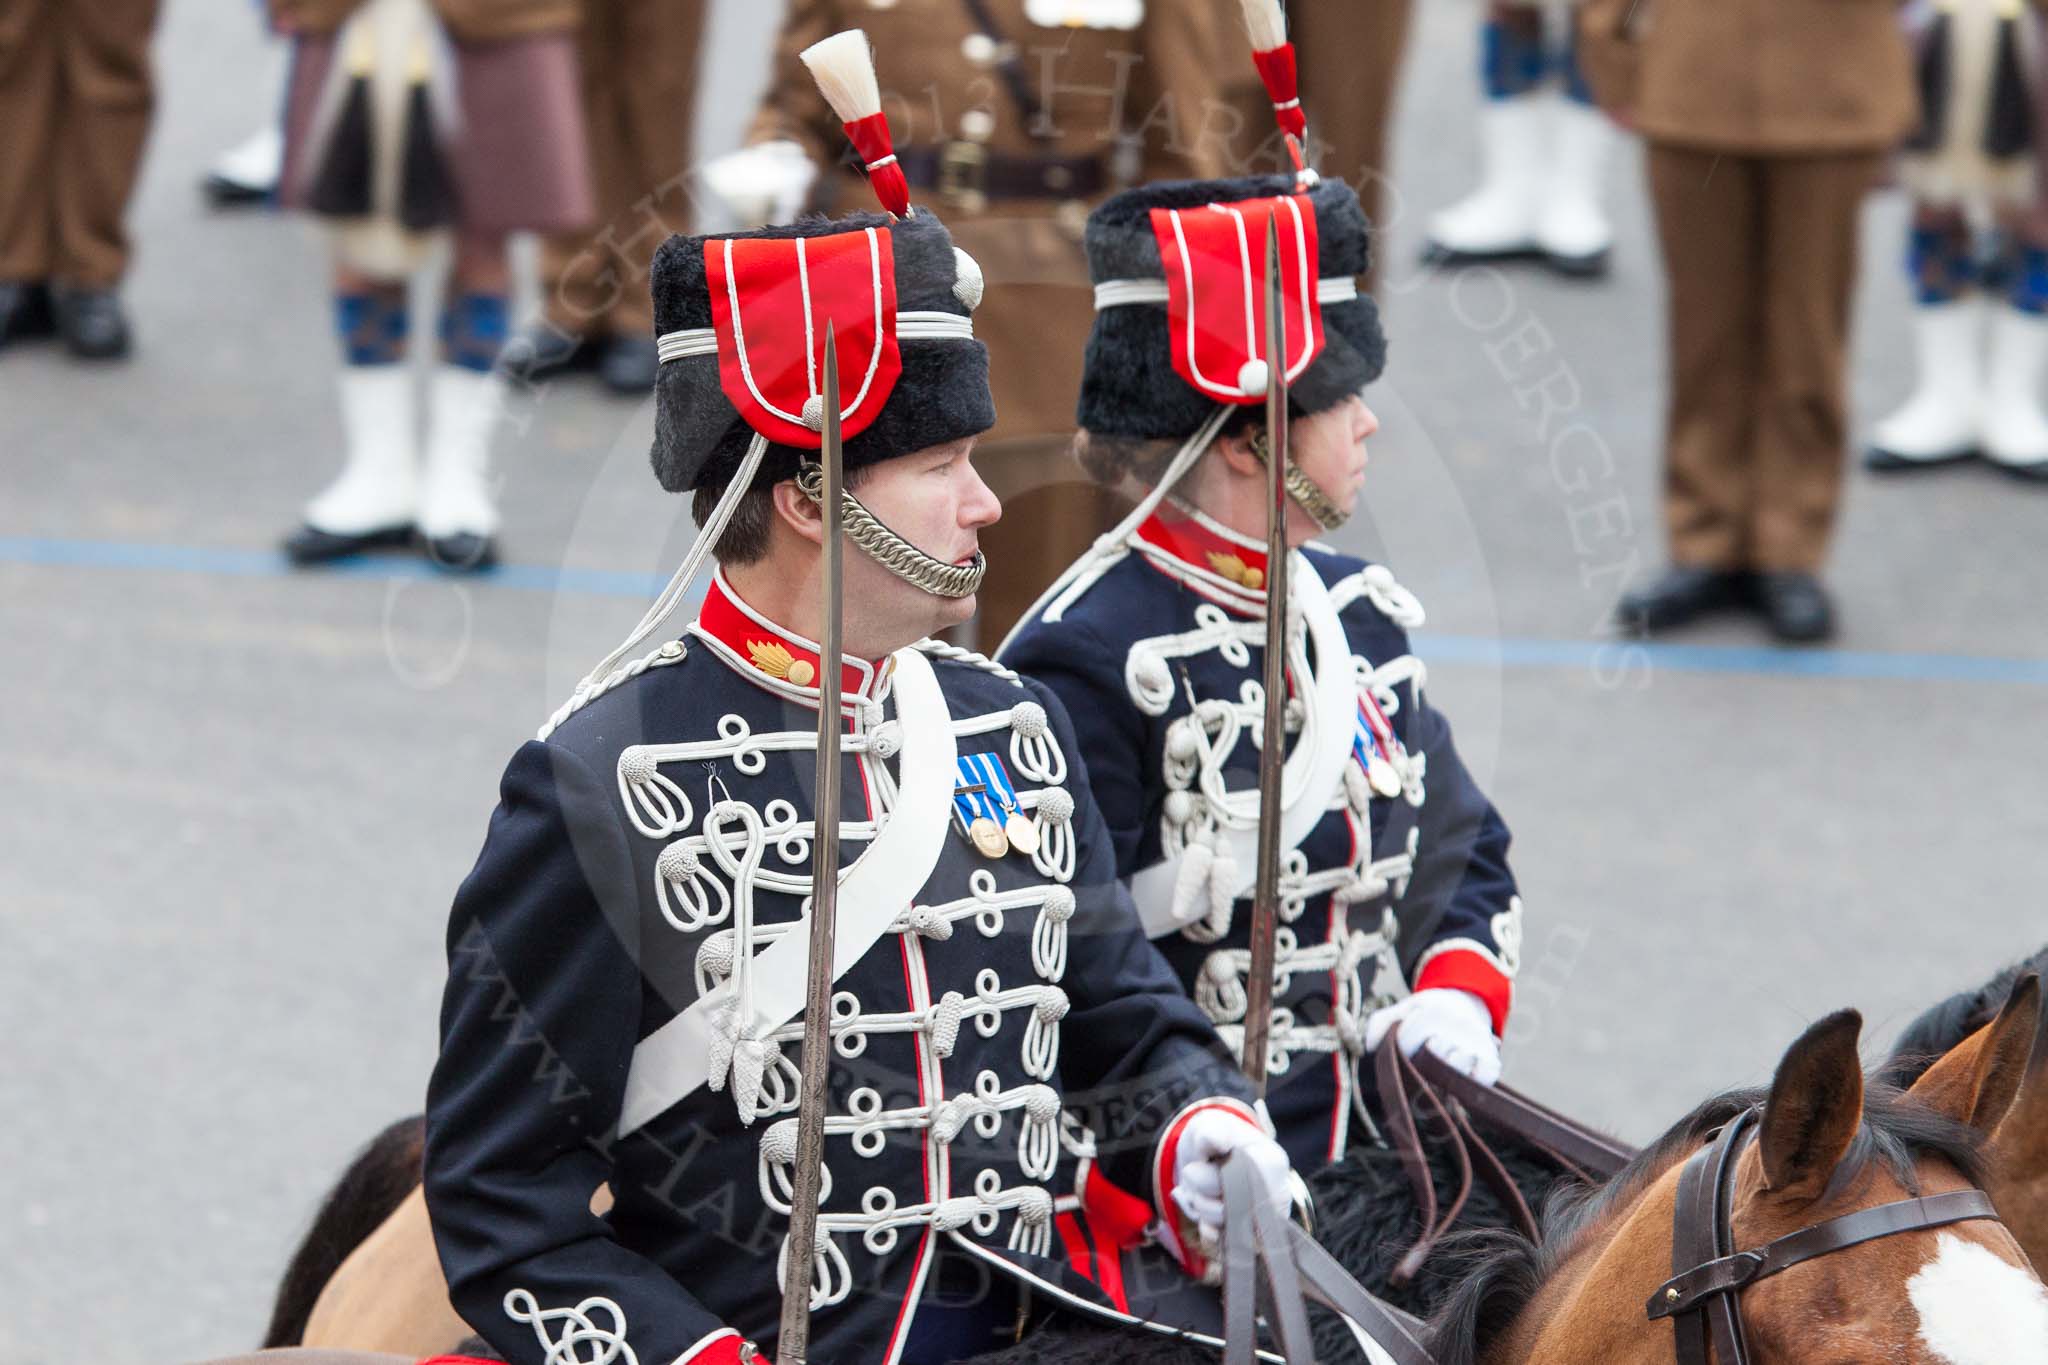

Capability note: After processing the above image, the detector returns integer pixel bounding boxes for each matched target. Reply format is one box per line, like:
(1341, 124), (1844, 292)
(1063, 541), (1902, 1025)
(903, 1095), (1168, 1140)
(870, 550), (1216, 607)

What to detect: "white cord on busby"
(801, 31), (911, 218)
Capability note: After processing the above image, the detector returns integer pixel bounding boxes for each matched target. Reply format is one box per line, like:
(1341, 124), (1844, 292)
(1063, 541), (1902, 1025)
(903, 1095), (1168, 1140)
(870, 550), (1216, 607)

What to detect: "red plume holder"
(841, 112), (911, 218)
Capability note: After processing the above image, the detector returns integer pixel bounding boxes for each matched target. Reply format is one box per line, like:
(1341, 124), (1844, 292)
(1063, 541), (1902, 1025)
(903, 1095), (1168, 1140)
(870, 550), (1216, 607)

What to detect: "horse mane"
(1881, 945), (2048, 1089)
(261, 1114), (425, 1347)
(1421, 1084), (1986, 1365)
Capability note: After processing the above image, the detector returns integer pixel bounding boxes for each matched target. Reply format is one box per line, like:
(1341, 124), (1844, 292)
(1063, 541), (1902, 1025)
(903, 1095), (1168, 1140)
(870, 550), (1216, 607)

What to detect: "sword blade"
(777, 323), (846, 1364)
(1241, 213), (1291, 1097)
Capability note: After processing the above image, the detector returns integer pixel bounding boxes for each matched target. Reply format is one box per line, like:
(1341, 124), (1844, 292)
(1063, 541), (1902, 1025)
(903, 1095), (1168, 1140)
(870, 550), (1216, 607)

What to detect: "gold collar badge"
(1206, 551), (1266, 591)
(746, 638), (817, 687)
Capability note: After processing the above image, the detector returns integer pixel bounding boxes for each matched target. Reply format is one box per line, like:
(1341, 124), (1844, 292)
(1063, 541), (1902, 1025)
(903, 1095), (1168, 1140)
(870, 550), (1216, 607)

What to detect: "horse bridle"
(1646, 1108), (2003, 1365)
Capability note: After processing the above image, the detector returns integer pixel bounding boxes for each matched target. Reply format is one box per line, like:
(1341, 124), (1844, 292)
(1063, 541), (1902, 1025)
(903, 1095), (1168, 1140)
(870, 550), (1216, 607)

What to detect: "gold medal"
(1367, 755), (1403, 799)
(970, 815), (1011, 859)
(1004, 811), (1041, 856)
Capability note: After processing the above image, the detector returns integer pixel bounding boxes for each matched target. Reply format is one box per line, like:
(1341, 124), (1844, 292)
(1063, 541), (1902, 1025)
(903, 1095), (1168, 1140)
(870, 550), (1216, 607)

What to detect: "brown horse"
(1426, 1004), (2048, 1365)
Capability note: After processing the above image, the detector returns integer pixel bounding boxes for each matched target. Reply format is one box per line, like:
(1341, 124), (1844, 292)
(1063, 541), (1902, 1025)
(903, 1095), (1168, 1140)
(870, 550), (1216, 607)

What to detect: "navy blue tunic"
(424, 574), (1260, 1365)
(1001, 509), (1523, 1174)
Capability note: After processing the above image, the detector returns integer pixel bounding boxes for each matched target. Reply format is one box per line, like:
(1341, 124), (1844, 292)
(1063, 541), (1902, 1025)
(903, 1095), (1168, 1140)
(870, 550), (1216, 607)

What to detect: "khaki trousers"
(539, 0), (707, 338)
(1292, 0), (1414, 263)
(1648, 144), (1883, 573)
(0, 0), (160, 287)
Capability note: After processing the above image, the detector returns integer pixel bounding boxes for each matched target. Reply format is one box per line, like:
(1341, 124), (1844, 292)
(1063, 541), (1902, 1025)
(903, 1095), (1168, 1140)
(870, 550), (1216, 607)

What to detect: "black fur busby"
(1077, 173), (1387, 443)
(649, 209), (993, 494)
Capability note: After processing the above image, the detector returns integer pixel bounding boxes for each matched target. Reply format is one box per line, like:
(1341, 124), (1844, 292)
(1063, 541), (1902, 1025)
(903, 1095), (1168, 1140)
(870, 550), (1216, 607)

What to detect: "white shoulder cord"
(990, 403), (1234, 657)
(539, 434), (769, 740)
(913, 638), (1022, 685)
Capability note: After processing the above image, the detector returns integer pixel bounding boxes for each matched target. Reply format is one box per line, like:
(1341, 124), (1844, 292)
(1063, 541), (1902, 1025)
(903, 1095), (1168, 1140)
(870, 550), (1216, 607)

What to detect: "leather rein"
(1374, 1026), (1639, 1285)
(1645, 1108), (2002, 1365)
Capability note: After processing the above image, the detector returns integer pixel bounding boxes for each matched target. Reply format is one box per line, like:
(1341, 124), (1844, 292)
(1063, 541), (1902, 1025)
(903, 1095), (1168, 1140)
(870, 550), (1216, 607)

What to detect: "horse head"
(1433, 1009), (2048, 1365)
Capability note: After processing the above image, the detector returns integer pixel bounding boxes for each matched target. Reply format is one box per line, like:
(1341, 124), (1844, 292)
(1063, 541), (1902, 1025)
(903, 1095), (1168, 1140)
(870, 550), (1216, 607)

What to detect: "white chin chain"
(1251, 431), (1349, 532)
(796, 463), (988, 599)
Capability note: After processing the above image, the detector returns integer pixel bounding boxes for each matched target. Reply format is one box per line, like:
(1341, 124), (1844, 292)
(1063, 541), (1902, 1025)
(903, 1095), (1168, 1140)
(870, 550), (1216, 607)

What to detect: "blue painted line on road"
(7, 534), (2047, 687)
(1414, 633), (2048, 686)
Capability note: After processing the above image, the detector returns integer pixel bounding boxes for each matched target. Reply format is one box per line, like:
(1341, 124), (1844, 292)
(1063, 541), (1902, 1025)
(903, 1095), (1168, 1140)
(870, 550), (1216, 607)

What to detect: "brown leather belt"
(895, 142), (1108, 203)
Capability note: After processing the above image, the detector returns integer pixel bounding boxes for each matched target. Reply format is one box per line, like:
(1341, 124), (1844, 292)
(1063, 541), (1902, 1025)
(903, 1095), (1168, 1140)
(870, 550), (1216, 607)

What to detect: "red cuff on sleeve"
(1414, 949), (1513, 1037)
(1150, 1095), (1265, 1279)
(671, 1329), (751, 1365)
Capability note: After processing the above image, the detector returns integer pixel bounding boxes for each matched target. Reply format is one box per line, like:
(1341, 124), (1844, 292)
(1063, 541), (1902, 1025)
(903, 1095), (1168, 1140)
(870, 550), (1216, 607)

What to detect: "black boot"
(0, 280), (55, 348)
(51, 286), (132, 360)
(1754, 571), (1835, 644)
(598, 334), (659, 394)
(1616, 566), (1753, 634)
(282, 523), (417, 565)
(498, 320), (594, 387)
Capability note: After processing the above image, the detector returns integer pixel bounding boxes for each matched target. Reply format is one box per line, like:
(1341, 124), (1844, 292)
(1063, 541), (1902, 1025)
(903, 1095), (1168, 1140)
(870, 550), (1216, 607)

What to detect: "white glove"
(1364, 988), (1502, 1087)
(698, 140), (818, 228)
(1169, 1109), (1293, 1252)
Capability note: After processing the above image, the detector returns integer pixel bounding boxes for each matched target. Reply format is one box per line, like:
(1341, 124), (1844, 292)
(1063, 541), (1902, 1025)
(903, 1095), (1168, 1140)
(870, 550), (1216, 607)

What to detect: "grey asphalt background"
(4, 1), (2046, 1359)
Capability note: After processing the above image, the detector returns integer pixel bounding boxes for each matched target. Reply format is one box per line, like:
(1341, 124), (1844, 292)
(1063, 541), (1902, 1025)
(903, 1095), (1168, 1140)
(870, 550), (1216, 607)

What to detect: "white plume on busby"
(798, 29), (912, 218)
(1238, 0), (1287, 56)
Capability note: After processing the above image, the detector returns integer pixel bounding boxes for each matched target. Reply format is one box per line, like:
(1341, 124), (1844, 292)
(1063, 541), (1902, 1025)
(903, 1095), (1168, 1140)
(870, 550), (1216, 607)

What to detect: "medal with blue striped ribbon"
(952, 751), (1021, 858)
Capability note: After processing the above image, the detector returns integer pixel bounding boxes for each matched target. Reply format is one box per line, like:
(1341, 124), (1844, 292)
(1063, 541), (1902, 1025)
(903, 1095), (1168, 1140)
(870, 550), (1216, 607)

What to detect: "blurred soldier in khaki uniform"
(1287, 0), (1414, 284)
(515, 0), (710, 394)
(716, 0), (1266, 641)
(0, 0), (162, 359)
(1582, 0), (1913, 643)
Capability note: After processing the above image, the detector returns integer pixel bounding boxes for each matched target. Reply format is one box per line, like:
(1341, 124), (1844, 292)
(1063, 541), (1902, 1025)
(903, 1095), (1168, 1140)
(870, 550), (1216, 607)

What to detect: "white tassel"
(800, 30), (884, 125)
(1173, 842), (1217, 937)
(1239, 0), (1287, 51)
(1206, 850), (1239, 940)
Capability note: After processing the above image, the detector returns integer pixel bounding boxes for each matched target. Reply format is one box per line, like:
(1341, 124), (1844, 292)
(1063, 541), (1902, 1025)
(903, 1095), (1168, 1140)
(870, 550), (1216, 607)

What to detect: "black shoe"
(51, 286), (131, 360)
(1616, 565), (1753, 634)
(282, 522), (416, 565)
(1543, 246), (1612, 280)
(203, 171), (273, 207)
(1865, 443), (1978, 473)
(0, 280), (56, 347)
(423, 531), (499, 572)
(498, 322), (595, 387)
(1992, 457), (2048, 483)
(598, 334), (658, 394)
(1420, 240), (1546, 270)
(1754, 571), (1835, 644)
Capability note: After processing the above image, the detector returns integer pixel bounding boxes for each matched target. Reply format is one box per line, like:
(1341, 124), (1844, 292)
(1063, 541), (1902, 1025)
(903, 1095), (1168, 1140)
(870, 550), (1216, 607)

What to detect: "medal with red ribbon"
(1351, 692), (1407, 800)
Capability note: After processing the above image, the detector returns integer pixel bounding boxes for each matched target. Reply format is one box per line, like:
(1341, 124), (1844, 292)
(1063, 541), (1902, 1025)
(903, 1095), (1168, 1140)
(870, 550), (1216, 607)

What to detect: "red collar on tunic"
(1132, 505), (1277, 610)
(693, 570), (887, 700)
